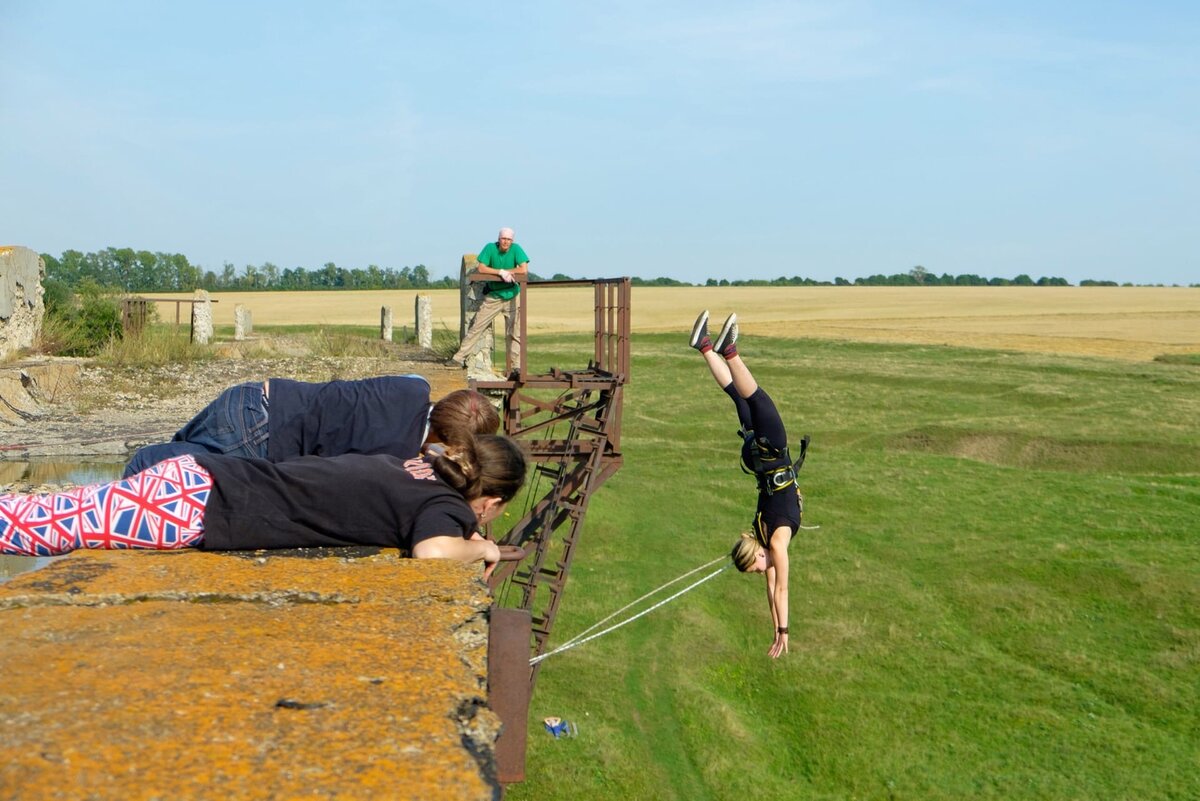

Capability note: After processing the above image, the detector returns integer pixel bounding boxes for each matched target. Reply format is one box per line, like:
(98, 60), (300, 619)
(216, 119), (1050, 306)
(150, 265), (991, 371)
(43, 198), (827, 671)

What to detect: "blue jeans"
(123, 382), (269, 477)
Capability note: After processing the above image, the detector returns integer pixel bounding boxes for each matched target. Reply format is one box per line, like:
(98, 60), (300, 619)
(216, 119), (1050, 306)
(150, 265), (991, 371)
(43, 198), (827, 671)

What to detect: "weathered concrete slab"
(0, 549), (502, 800)
(0, 360), (82, 429)
(0, 246), (46, 360)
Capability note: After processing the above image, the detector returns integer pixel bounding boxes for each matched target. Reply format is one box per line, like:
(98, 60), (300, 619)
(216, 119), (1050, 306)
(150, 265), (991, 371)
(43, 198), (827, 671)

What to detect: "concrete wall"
(0, 246), (46, 360)
(0, 549), (508, 800)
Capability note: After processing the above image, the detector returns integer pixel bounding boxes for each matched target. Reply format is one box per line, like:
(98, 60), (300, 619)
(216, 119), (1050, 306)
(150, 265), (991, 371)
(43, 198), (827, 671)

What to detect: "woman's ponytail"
(430, 438), (483, 499)
(430, 434), (527, 502)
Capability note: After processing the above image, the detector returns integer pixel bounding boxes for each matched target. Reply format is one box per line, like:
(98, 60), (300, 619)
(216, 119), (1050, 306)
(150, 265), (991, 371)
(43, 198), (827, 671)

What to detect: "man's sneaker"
(689, 310), (710, 350)
(713, 313), (738, 356)
(443, 357), (464, 368)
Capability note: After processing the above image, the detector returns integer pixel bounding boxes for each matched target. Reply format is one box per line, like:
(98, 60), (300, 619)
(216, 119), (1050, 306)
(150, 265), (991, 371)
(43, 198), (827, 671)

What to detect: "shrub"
(39, 279), (124, 356)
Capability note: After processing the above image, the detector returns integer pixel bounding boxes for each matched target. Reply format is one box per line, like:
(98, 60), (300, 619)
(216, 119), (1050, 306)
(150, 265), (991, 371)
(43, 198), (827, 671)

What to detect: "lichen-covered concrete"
(0, 549), (501, 800)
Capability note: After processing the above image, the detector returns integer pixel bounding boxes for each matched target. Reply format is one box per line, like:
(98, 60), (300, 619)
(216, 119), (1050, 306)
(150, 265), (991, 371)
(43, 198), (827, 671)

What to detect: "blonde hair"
(730, 533), (759, 572)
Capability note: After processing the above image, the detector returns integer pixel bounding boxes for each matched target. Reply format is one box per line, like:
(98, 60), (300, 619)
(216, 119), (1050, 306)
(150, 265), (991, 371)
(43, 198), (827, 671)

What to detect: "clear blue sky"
(3, 1), (1197, 285)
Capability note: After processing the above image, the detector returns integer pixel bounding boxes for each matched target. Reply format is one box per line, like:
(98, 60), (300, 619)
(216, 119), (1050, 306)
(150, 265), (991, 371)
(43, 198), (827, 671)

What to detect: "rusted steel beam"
(489, 606), (532, 785)
(470, 277), (631, 698)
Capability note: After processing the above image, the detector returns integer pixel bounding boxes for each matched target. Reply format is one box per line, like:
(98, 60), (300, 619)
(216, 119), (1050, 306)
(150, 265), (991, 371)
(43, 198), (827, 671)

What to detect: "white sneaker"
(713, 313), (738, 355)
(689, 310), (710, 350)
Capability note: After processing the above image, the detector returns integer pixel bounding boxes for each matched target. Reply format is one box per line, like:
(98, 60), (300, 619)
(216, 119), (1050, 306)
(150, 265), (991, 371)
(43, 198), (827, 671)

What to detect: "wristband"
(777, 627), (788, 635)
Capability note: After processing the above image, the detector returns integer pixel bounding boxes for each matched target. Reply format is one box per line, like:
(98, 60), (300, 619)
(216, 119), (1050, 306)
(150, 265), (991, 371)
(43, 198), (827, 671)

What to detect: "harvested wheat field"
(151, 286), (1199, 362)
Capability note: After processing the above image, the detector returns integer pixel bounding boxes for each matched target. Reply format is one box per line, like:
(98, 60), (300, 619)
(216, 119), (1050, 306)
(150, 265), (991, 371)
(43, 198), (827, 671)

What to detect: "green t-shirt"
(477, 241), (529, 301)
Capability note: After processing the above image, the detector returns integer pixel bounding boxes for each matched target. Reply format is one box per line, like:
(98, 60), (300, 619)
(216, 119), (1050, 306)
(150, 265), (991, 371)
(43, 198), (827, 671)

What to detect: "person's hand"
(498, 269), (514, 283)
(768, 631), (789, 659)
(480, 540), (502, 581)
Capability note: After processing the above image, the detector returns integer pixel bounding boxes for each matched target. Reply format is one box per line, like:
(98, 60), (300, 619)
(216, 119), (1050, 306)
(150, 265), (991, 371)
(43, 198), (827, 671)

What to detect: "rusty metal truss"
(472, 277), (630, 686)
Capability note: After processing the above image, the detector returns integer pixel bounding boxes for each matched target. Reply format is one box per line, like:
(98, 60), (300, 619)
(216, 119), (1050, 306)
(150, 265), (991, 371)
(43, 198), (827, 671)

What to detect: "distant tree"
(631, 276), (691, 287)
(40, 252), (62, 277)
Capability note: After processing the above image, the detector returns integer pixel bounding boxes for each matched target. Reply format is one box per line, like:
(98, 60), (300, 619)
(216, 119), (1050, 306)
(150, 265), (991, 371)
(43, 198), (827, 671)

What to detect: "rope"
(530, 556), (730, 666)
(556, 554), (728, 649)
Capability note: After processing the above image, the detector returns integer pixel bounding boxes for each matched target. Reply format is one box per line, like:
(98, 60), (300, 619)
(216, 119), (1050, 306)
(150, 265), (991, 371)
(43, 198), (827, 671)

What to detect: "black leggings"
(724, 384), (789, 455)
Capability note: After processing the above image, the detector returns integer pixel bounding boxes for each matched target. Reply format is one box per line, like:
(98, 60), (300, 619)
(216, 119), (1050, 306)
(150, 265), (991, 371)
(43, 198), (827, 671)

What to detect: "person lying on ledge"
(4, 435), (527, 579)
(123, 376), (499, 477)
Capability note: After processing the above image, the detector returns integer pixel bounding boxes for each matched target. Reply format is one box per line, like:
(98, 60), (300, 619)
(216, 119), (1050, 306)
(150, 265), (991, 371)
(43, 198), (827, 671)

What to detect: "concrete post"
(415, 295), (432, 350)
(234, 304), (252, 340)
(0, 246), (46, 360)
(191, 289), (213, 345)
(459, 254), (494, 375)
(380, 306), (393, 342)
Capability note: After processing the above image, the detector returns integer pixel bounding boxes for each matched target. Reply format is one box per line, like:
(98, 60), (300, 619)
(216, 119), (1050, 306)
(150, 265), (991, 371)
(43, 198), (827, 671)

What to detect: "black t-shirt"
(266, 376), (432, 462)
(194, 452), (477, 552)
(754, 487), (802, 548)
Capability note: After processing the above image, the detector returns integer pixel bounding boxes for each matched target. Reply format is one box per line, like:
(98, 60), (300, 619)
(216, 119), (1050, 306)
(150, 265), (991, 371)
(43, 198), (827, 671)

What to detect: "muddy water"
(0, 460), (125, 584)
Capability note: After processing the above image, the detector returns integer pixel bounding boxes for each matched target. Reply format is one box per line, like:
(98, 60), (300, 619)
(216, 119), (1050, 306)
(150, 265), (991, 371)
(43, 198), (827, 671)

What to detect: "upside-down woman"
(690, 310), (808, 659)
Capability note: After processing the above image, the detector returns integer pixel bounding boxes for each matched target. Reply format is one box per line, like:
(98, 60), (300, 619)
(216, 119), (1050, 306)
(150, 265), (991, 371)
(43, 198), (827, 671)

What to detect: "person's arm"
(767, 526), (792, 658)
(477, 261), (527, 284)
(765, 566), (780, 630)
(413, 535), (501, 575)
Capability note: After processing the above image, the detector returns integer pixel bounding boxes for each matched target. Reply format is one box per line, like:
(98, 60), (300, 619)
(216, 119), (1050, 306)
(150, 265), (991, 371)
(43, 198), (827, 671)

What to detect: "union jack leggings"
(0, 455), (213, 557)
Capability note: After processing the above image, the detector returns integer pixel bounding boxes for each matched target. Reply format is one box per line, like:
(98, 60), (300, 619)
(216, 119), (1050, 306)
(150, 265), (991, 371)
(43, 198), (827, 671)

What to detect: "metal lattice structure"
(472, 277), (630, 686)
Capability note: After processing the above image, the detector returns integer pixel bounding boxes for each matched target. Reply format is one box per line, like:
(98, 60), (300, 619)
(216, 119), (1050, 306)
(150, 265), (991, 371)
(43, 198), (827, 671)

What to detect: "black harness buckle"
(740, 430), (810, 496)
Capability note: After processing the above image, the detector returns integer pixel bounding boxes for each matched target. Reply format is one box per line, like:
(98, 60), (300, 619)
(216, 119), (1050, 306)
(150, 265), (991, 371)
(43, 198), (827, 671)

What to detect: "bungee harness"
(739, 429), (810, 495)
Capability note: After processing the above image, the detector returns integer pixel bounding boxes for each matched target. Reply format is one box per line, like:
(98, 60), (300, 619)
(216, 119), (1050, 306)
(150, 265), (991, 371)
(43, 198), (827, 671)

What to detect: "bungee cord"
(554, 554), (728, 649)
(530, 555), (731, 666)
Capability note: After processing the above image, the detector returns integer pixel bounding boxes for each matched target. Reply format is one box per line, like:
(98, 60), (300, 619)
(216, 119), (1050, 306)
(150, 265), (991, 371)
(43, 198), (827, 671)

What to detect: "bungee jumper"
(690, 310), (811, 659)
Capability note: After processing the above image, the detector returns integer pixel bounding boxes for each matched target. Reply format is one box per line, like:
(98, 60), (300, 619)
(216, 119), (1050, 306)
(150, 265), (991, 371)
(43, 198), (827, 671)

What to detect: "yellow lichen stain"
(0, 550), (498, 801)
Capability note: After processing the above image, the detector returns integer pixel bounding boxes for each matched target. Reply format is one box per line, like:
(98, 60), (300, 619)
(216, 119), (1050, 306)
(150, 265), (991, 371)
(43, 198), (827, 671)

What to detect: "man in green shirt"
(446, 227), (529, 372)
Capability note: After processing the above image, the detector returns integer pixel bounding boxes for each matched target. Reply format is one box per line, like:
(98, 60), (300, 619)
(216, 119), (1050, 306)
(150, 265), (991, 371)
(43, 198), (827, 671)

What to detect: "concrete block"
(191, 289), (213, 345)
(0, 245), (46, 360)
(381, 305), (393, 342)
(0, 549), (504, 800)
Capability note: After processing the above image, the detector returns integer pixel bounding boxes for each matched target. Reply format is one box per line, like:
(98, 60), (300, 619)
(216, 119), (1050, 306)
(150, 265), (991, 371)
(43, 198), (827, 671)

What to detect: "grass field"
(143, 287), (1199, 796)
(498, 331), (1198, 801)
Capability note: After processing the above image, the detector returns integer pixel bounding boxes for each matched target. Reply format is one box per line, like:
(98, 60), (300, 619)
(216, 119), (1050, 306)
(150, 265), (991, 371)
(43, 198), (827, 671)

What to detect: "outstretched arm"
(413, 535), (501, 577)
(767, 526), (792, 658)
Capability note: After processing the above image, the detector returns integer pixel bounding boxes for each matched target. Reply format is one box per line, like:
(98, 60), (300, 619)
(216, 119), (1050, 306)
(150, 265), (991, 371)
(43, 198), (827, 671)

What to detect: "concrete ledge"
(0, 549), (504, 800)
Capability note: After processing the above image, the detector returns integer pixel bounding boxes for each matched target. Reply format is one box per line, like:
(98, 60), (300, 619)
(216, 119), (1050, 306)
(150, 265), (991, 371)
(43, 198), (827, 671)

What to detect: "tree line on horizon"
(41, 247), (1172, 292)
(40, 248), (457, 293)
